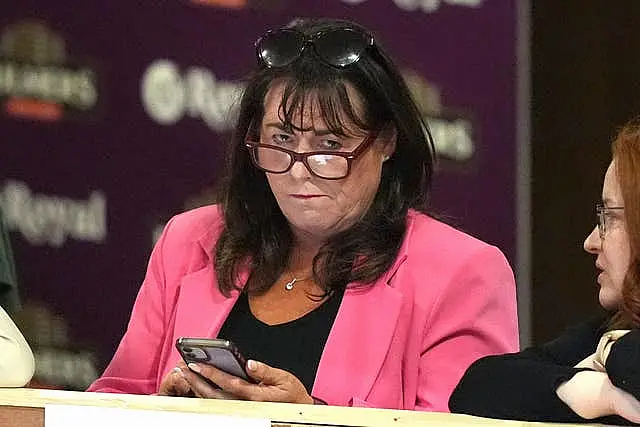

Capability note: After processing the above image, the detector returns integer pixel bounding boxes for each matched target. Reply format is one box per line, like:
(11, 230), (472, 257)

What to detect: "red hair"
(611, 118), (640, 328)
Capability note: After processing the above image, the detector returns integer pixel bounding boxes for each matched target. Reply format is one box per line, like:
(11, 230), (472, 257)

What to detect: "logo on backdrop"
(403, 69), (475, 162)
(141, 59), (244, 132)
(341, 0), (483, 13)
(0, 180), (107, 247)
(0, 20), (99, 121)
(187, 0), (287, 10)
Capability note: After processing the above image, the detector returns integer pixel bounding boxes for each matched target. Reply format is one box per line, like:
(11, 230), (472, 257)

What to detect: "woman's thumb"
(246, 360), (278, 383)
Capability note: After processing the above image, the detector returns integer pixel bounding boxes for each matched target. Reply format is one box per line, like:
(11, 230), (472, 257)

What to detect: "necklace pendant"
(285, 278), (297, 291)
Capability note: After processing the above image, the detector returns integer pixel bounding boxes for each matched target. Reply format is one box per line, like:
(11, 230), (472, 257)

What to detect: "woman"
(88, 18), (518, 411)
(0, 306), (35, 387)
(449, 118), (640, 424)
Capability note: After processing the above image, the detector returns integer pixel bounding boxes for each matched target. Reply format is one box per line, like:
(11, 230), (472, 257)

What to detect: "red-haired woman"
(450, 118), (640, 425)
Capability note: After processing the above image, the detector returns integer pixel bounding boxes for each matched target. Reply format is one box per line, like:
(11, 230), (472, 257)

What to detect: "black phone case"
(175, 338), (251, 381)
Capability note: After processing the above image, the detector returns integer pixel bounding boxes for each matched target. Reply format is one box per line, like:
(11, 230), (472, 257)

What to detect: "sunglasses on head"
(255, 28), (375, 69)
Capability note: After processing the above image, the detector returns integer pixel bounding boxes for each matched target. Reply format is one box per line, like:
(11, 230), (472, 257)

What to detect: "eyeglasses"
(596, 203), (625, 239)
(255, 28), (375, 69)
(245, 130), (379, 180)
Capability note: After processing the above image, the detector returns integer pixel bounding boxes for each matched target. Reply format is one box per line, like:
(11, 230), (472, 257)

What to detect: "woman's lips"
(290, 194), (323, 199)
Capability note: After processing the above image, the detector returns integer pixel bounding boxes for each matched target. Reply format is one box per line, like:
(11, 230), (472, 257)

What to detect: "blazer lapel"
(312, 277), (403, 405)
(314, 217), (415, 404)
(170, 230), (248, 364)
(173, 264), (240, 341)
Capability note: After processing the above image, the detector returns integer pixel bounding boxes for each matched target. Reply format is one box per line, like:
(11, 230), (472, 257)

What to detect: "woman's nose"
(583, 226), (601, 254)
(288, 159), (313, 179)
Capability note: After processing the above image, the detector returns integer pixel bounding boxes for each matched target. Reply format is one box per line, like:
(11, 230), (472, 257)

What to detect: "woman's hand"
(178, 359), (313, 404)
(556, 370), (640, 423)
(556, 370), (611, 419)
(157, 361), (194, 397)
(605, 376), (640, 423)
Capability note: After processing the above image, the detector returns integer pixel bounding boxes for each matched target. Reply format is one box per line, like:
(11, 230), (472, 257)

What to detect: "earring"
(382, 155), (390, 162)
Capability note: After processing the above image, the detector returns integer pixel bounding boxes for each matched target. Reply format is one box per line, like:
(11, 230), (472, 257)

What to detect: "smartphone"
(175, 337), (252, 382)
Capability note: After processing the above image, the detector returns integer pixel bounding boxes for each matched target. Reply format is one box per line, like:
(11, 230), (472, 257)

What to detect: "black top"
(218, 289), (344, 393)
(449, 316), (640, 425)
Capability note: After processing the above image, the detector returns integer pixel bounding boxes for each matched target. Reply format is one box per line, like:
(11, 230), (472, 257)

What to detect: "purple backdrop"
(0, 0), (517, 388)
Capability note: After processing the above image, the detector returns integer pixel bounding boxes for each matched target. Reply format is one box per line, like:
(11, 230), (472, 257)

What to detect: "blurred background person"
(0, 306), (35, 387)
(0, 205), (34, 387)
(0, 206), (20, 314)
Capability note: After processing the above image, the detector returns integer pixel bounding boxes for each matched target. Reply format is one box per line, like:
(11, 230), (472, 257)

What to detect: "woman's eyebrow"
(264, 122), (292, 132)
(264, 122), (340, 137)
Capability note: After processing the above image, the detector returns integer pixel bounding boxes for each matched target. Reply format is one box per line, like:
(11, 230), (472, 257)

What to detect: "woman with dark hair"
(88, 18), (518, 411)
(450, 118), (640, 424)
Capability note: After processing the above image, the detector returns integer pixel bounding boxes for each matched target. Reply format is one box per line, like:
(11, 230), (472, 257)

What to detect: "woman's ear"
(380, 126), (397, 160)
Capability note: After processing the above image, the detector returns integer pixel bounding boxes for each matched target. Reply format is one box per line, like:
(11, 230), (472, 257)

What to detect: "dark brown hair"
(610, 118), (640, 328)
(213, 18), (434, 296)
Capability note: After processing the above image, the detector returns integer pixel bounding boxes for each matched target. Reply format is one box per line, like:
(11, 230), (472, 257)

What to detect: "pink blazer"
(88, 205), (519, 411)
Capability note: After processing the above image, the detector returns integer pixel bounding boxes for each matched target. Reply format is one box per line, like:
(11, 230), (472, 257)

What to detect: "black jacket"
(449, 316), (640, 425)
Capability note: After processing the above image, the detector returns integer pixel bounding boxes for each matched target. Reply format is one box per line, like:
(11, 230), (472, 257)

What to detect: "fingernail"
(247, 360), (257, 371)
(187, 363), (201, 373)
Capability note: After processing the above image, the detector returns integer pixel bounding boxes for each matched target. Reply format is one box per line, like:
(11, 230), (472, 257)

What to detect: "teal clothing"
(0, 208), (19, 313)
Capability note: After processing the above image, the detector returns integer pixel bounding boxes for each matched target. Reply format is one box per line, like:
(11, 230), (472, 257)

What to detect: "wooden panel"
(0, 406), (42, 427)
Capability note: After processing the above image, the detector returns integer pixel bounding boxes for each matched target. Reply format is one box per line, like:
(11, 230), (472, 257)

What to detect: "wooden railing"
(0, 388), (592, 427)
